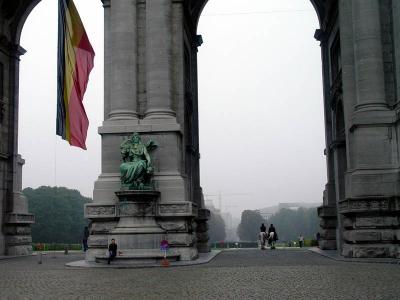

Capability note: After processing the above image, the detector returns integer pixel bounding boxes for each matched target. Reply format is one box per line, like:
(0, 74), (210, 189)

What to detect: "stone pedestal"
(86, 189), (199, 262)
(111, 190), (165, 251)
(196, 208), (210, 253)
(317, 205), (337, 250)
(4, 156), (34, 255)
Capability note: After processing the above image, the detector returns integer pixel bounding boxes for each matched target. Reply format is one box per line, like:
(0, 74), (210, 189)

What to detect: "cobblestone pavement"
(0, 249), (399, 300)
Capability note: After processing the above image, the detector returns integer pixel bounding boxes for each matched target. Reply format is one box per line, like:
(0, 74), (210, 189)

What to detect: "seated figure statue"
(120, 133), (157, 190)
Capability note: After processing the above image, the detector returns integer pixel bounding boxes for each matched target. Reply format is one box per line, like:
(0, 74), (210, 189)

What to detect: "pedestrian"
(108, 238), (118, 264)
(268, 224), (278, 249)
(259, 223), (267, 250)
(82, 226), (89, 252)
(299, 234), (304, 248)
(316, 232), (321, 248)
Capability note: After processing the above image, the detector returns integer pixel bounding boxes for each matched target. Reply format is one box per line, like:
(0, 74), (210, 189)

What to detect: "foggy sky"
(19, 0), (326, 218)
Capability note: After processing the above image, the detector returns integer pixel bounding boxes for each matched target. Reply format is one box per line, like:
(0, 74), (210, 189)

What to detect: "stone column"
(144, 0), (176, 122)
(352, 0), (387, 111)
(103, 0), (111, 120)
(315, 28), (337, 250)
(393, 1), (400, 100)
(108, 0), (138, 121)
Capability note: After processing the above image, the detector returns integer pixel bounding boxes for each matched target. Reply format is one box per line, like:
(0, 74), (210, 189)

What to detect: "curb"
(308, 248), (400, 265)
(66, 250), (222, 269)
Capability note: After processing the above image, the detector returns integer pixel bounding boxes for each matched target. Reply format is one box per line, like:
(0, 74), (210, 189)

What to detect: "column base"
(108, 109), (139, 121)
(143, 108), (177, 124)
(317, 205), (337, 250)
(339, 196), (400, 258)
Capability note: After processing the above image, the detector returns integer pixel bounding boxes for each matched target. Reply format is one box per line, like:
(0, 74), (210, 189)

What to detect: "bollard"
(38, 252), (42, 264)
(64, 245), (69, 255)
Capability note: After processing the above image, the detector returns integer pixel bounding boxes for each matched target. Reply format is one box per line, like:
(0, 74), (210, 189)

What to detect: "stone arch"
(188, 0), (327, 32)
(0, 0), (41, 255)
(1, 0), (399, 260)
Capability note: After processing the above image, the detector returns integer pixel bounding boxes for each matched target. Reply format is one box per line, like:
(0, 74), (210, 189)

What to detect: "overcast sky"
(19, 0), (326, 218)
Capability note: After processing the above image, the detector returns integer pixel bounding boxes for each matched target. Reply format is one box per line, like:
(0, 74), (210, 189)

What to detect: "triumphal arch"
(0, 0), (399, 259)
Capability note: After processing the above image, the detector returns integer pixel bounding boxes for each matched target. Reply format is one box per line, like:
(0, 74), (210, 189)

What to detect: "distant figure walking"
(108, 239), (118, 264)
(259, 223), (267, 250)
(299, 234), (304, 248)
(82, 226), (89, 252)
(268, 224), (278, 249)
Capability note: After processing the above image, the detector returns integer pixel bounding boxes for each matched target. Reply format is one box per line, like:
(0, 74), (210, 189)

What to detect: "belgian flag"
(57, 0), (95, 150)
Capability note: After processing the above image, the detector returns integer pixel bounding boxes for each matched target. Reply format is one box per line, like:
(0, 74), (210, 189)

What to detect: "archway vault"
(187, 0), (329, 30)
(1, 0), (400, 260)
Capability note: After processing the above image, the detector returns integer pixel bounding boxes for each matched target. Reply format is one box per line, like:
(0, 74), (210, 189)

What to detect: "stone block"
(195, 222), (208, 232)
(395, 229), (400, 240)
(320, 218), (338, 229)
(86, 248), (107, 262)
(111, 233), (164, 250)
(317, 206), (337, 217)
(342, 217), (354, 228)
(167, 233), (195, 246)
(197, 242), (210, 253)
(157, 201), (196, 217)
(157, 220), (187, 232)
(197, 208), (210, 220)
(349, 244), (397, 258)
(321, 229), (336, 240)
(88, 235), (108, 248)
(381, 230), (395, 241)
(196, 232), (209, 243)
(319, 239), (337, 250)
(169, 246), (198, 261)
(355, 216), (398, 228)
(5, 213), (34, 224)
(85, 204), (117, 219)
(339, 198), (391, 214)
(118, 201), (156, 217)
(90, 221), (118, 234)
(3, 226), (31, 235)
(343, 229), (396, 242)
(5, 235), (32, 245)
(6, 244), (32, 256)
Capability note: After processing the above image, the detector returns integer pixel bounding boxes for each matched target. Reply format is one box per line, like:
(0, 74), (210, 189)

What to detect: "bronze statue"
(119, 133), (157, 190)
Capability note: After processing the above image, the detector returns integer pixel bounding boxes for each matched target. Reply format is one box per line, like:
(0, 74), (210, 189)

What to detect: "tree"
(237, 210), (265, 241)
(267, 207), (319, 241)
(208, 210), (226, 243)
(24, 186), (91, 243)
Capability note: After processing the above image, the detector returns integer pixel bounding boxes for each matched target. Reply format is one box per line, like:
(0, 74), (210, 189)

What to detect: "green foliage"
(267, 207), (320, 242)
(208, 210), (226, 242)
(237, 210), (265, 241)
(24, 186), (91, 244)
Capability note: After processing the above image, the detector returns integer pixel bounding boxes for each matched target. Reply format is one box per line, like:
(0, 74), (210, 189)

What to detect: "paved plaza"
(0, 249), (399, 299)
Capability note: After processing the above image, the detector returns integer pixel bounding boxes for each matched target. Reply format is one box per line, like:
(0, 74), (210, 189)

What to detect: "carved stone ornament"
(86, 205), (116, 217)
(118, 202), (155, 217)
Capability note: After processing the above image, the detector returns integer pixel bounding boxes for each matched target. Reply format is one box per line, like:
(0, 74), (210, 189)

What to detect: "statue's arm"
(144, 147), (151, 164)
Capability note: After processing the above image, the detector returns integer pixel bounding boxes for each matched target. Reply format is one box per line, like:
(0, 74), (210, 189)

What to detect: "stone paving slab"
(66, 250), (221, 269)
(309, 247), (400, 264)
(0, 249), (399, 299)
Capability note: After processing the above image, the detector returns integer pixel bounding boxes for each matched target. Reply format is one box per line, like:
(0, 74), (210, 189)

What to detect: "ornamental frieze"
(157, 202), (196, 217)
(85, 205), (116, 218)
(118, 202), (155, 217)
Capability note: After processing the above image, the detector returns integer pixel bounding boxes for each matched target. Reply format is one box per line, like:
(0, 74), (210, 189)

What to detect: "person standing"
(299, 234), (304, 248)
(108, 239), (118, 264)
(82, 226), (89, 252)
